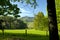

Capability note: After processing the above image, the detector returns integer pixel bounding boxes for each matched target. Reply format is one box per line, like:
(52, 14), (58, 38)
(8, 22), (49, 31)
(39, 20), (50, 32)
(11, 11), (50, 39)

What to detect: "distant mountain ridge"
(20, 16), (34, 22)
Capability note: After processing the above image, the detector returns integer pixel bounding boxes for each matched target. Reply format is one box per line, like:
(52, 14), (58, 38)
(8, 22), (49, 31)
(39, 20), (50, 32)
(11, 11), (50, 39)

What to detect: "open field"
(5, 29), (49, 35)
(0, 29), (60, 40)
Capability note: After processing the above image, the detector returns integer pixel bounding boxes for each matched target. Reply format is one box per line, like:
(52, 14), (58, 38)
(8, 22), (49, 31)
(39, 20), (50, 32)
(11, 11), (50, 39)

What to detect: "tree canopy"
(33, 12), (48, 30)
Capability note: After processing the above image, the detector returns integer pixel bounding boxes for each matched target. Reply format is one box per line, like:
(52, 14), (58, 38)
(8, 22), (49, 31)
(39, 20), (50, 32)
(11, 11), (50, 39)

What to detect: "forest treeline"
(0, 10), (60, 30)
(0, 16), (27, 29)
(0, 12), (49, 30)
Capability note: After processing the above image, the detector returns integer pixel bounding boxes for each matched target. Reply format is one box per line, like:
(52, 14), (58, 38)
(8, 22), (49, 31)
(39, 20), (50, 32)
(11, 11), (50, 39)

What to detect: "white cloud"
(20, 8), (30, 14)
(19, 8), (34, 17)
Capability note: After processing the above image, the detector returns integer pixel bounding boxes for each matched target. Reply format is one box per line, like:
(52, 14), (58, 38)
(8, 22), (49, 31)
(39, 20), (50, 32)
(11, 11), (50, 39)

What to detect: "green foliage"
(34, 12), (44, 30)
(0, 16), (27, 29)
(0, 0), (20, 18)
(0, 0), (21, 30)
(15, 19), (27, 29)
(34, 12), (48, 30)
(55, 0), (60, 23)
(10, 0), (37, 9)
(55, 0), (60, 30)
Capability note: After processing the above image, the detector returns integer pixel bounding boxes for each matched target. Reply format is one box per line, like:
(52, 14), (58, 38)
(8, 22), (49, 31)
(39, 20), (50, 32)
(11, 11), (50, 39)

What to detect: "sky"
(11, 0), (47, 17)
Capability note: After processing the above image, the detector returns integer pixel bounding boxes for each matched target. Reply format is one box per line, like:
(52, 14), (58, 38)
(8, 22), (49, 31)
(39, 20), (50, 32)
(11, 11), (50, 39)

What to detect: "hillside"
(20, 16), (34, 22)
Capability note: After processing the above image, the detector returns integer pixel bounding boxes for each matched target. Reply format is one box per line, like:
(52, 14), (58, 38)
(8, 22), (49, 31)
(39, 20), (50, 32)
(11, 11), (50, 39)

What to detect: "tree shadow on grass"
(0, 32), (49, 40)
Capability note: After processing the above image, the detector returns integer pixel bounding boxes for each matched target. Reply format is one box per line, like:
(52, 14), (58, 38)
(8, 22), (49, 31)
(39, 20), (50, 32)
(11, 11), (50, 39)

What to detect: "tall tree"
(47, 0), (59, 40)
(0, 0), (20, 36)
(0, 19), (4, 36)
(34, 12), (45, 30)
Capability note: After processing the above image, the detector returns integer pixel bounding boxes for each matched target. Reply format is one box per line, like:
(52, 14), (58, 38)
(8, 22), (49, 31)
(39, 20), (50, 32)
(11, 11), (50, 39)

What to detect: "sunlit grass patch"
(2, 29), (49, 35)
(27, 29), (49, 35)
(4, 29), (25, 34)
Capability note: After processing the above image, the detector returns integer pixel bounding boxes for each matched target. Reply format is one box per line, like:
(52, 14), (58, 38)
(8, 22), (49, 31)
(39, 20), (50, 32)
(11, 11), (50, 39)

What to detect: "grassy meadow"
(0, 29), (60, 40)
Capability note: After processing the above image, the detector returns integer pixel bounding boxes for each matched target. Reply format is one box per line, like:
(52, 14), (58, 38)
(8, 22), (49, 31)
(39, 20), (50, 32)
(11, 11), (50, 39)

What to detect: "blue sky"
(11, 0), (47, 17)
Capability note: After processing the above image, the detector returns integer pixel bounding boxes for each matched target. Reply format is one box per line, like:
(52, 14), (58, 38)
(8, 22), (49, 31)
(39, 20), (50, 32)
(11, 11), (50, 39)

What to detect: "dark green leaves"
(10, 0), (37, 8)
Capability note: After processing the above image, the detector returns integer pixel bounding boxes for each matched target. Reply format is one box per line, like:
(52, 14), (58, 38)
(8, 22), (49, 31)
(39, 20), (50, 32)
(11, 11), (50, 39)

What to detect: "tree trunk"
(47, 0), (59, 40)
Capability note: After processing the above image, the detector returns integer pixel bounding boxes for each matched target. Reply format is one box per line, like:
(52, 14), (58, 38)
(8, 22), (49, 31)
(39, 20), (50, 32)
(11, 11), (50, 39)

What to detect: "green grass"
(0, 29), (59, 40)
(4, 29), (49, 35)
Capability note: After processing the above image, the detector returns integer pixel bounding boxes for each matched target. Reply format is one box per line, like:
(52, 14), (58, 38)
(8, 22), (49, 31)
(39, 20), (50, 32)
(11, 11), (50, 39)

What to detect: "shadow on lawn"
(0, 33), (60, 40)
(0, 32), (49, 40)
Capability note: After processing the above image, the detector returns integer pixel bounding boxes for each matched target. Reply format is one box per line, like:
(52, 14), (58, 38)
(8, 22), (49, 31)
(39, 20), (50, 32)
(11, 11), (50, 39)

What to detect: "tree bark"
(47, 0), (59, 40)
